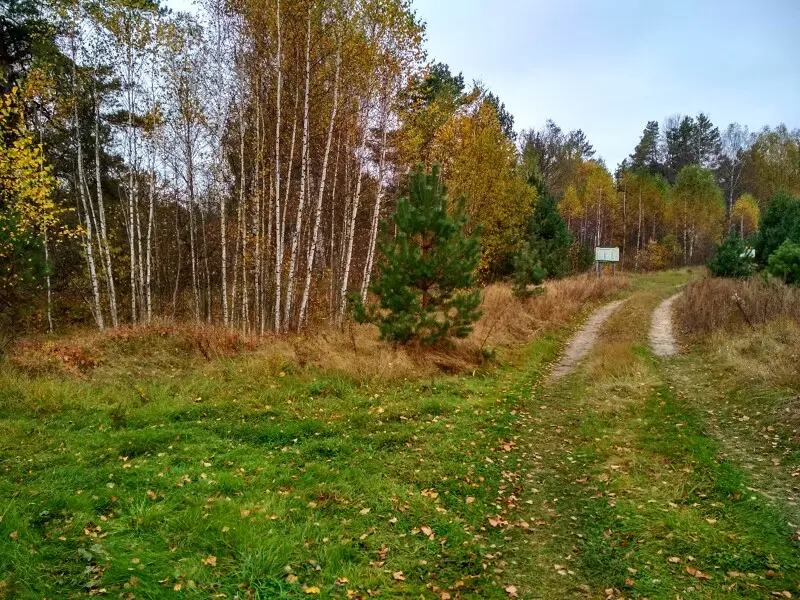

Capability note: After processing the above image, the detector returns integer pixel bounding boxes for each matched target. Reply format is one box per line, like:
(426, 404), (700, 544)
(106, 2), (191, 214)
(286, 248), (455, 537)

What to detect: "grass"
(2, 271), (799, 599)
(676, 274), (800, 334)
(0, 334), (561, 598)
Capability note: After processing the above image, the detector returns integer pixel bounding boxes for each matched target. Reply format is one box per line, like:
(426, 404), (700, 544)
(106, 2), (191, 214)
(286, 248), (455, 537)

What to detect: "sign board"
(595, 247), (620, 263)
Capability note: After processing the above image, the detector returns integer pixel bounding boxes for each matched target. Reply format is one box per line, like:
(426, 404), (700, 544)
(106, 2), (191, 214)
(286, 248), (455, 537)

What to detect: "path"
(507, 272), (800, 598)
(649, 291), (682, 357)
(550, 298), (626, 379)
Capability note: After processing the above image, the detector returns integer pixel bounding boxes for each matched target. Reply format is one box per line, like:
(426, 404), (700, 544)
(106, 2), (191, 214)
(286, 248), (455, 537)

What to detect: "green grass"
(1, 270), (798, 599)
(0, 331), (565, 599)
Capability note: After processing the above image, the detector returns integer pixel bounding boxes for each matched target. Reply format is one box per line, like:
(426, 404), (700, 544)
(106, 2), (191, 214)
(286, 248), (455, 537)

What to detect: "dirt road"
(550, 298), (627, 379)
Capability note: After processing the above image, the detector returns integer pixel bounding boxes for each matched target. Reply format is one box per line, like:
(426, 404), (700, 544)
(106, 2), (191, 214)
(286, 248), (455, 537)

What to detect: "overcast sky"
(414, 0), (800, 167)
(165, 0), (800, 168)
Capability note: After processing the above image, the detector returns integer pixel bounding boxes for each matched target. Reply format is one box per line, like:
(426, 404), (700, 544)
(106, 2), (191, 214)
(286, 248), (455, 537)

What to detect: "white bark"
(337, 103), (371, 325)
(92, 80), (117, 327)
(70, 22), (104, 331)
(272, 0), (283, 332)
(283, 7), (312, 331)
(44, 227), (53, 333)
(299, 34), (341, 329)
(145, 162), (155, 322)
(125, 37), (138, 324)
(359, 107), (389, 302)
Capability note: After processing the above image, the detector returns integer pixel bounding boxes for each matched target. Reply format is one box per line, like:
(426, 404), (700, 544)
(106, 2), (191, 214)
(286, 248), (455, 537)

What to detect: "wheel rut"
(649, 292), (682, 357)
(550, 298), (627, 380)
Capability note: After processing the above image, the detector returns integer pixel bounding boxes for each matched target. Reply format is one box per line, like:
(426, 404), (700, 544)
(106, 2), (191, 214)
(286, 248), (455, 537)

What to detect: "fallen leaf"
(686, 565), (711, 580)
(421, 525), (434, 539)
(359, 508), (371, 515)
(392, 571), (405, 581)
(302, 585), (320, 594)
(466, 497), (475, 504)
(667, 556), (680, 564)
(9, 531), (18, 540)
(504, 584), (519, 597)
(202, 555), (217, 567)
(286, 574), (299, 584)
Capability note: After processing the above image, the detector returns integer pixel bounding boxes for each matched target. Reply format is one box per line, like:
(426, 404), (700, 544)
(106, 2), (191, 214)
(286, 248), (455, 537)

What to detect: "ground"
(1, 271), (799, 599)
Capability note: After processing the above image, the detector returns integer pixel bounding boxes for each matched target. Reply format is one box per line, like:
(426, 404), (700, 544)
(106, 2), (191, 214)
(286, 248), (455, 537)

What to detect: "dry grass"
(703, 319), (800, 391)
(7, 274), (629, 382)
(470, 274), (629, 348)
(676, 275), (800, 335)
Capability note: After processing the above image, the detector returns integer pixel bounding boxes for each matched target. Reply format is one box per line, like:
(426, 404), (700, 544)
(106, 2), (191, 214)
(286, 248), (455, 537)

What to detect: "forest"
(2, 0), (800, 341)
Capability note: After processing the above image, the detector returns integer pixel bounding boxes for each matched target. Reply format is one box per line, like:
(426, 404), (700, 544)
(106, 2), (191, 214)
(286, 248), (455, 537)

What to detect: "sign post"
(594, 247), (620, 278)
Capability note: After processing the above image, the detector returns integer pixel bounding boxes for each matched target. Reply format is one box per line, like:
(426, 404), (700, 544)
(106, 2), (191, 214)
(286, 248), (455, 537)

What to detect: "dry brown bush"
(676, 276), (800, 335)
(470, 275), (629, 349)
(703, 320), (800, 391)
(8, 274), (629, 381)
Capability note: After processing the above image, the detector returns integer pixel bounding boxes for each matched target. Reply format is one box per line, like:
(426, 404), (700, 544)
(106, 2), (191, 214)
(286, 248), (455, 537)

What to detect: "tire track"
(550, 298), (627, 380)
(649, 292), (682, 357)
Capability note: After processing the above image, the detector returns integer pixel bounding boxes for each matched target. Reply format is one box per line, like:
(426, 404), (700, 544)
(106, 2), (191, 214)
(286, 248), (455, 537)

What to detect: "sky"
(164, 0), (800, 168)
(414, 0), (800, 167)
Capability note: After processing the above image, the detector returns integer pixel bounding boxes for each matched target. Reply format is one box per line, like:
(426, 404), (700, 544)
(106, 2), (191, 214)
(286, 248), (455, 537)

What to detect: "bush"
(676, 276), (800, 334)
(755, 190), (800, 265)
(706, 232), (754, 278)
(511, 242), (546, 298)
(766, 239), (800, 285)
(525, 189), (572, 279)
(354, 165), (482, 346)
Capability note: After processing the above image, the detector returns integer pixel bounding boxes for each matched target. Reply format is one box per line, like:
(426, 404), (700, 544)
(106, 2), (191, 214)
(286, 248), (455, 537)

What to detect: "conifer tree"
(354, 165), (482, 346)
(525, 187), (572, 279)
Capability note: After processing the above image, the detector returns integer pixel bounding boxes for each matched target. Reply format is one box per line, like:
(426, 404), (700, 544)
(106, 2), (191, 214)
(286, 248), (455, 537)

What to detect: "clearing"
(1, 271), (799, 599)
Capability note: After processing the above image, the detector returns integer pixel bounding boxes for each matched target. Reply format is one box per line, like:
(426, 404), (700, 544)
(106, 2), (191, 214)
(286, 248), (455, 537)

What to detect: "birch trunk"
(186, 120), (200, 322)
(71, 29), (104, 331)
(272, 0), (283, 332)
(328, 134), (341, 318)
(93, 80), (118, 326)
(145, 162), (155, 322)
(253, 100), (262, 332)
(359, 108), (388, 302)
(283, 8), (312, 331)
(44, 227), (53, 333)
(126, 41), (138, 324)
(635, 187), (642, 270)
(337, 104), (371, 325)
(298, 35), (341, 329)
(219, 168), (229, 325)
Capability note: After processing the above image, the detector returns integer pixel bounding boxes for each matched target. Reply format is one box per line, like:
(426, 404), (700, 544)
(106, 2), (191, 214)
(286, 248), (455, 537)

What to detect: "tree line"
(2, 0), (799, 341)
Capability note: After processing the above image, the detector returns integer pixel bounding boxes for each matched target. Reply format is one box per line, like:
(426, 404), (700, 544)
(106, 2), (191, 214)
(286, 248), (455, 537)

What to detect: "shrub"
(676, 276), (800, 334)
(767, 239), (800, 285)
(354, 165), (482, 346)
(511, 242), (546, 298)
(706, 232), (755, 278)
(755, 190), (800, 265)
(525, 189), (572, 279)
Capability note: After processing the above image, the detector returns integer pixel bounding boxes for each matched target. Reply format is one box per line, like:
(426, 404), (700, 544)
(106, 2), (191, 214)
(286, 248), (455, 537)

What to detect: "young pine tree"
(354, 165), (482, 345)
(706, 231), (754, 278)
(526, 188), (572, 279)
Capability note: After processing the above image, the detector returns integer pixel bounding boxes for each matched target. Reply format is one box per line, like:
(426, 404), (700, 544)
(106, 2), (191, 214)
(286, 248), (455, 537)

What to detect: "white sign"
(595, 247), (620, 263)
